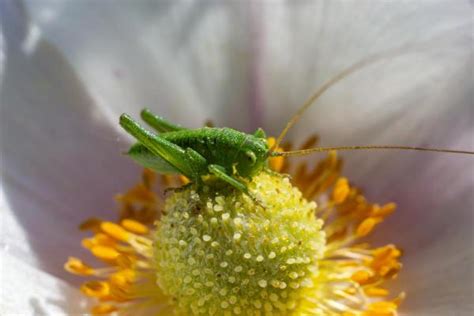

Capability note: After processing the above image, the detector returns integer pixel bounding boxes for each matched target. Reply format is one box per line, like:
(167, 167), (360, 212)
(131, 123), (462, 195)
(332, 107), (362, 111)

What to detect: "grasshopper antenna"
(270, 47), (415, 153)
(271, 145), (474, 157)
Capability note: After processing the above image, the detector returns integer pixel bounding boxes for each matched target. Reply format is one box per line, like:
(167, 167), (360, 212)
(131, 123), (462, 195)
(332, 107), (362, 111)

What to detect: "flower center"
(154, 172), (326, 315)
(66, 143), (404, 315)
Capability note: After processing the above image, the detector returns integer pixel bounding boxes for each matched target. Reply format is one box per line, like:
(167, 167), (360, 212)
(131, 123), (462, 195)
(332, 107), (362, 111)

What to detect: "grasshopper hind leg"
(141, 108), (186, 133)
(120, 114), (200, 181)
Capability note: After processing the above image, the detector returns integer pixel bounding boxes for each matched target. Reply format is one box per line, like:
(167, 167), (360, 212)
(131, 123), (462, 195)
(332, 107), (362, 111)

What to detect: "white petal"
(0, 214), (90, 315)
(260, 0), (472, 147)
(1, 1), (140, 282)
(0, 0), (263, 309)
(0, 0), (257, 280)
(22, 0), (260, 130)
(258, 0), (473, 312)
(2, 0), (472, 313)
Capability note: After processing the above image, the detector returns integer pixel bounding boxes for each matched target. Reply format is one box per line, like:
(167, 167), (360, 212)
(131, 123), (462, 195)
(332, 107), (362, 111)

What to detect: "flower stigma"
(65, 136), (404, 315)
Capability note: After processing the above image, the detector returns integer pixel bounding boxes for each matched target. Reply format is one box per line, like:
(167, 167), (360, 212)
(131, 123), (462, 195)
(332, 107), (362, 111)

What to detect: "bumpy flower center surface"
(155, 172), (326, 315)
(67, 138), (404, 316)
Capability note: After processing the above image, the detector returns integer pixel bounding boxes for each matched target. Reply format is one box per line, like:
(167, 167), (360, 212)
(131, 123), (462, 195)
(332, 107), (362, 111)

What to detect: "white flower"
(1, 0), (472, 314)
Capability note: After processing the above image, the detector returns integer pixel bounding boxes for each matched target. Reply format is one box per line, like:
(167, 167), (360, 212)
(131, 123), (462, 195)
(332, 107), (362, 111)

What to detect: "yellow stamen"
(356, 217), (383, 237)
(121, 219), (149, 234)
(82, 233), (117, 249)
(332, 177), (350, 204)
(366, 301), (398, 314)
(66, 135), (404, 316)
(80, 281), (110, 298)
(64, 257), (94, 276)
(91, 246), (121, 260)
(366, 287), (389, 297)
(110, 269), (135, 287)
(101, 222), (130, 242)
(371, 203), (397, 217)
(351, 270), (373, 284)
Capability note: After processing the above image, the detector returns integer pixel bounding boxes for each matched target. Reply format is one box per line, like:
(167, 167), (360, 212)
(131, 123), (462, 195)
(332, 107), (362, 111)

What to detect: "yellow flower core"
(66, 136), (404, 315)
(156, 172), (325, 315)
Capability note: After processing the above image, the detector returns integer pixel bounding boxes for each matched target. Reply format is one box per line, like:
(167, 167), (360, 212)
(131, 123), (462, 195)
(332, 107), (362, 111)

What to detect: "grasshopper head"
(235, 136), (268, 178)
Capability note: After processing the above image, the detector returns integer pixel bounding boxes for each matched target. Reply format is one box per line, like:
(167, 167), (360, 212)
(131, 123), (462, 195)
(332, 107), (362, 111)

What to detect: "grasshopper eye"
(245, 151), (257, 164)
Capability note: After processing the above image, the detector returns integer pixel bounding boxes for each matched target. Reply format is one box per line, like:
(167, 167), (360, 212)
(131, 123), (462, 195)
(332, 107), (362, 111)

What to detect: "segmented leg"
(141, 108), (186, 132)
(185, 148), (207, 179)
(209, 164), (267, 209)
(127, 143), (180, 174)
(120, 114), (200, 180)
(208, 164), (248, 193)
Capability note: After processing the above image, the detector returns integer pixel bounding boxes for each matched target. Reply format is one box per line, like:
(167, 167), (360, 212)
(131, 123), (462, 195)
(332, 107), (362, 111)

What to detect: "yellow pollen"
(81, 238), (94, 249)
(373, 245), (400, 258)
(121, 218), (149, 234)
(366, 301), (398, 314)
(366, 287), (390, 297)
(91, 246), (120, 260)
(101, 222), (130, 242)
(110, 269), (135, 287)
(80, 281), (110, 298)
(66, 135), (404, 316)
(64, 257), (94, 276)
(351, 270), (372, 284)
(332, 177), (350, 203)
(356, 217), (382, 237)
(371, 203), (397, 217)
(82, 233), (116, 249)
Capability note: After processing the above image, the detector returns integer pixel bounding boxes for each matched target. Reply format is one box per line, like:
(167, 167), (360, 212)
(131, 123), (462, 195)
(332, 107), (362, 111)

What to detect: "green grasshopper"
(120, 52), (474, 195)
(120, 109), (269, 194)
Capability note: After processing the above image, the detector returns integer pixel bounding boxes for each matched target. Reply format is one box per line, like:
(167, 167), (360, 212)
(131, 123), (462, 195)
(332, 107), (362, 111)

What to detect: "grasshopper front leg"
(208, 164), (266, 208)
(208, 164), (248, 193)
(120, 114), (206, 182)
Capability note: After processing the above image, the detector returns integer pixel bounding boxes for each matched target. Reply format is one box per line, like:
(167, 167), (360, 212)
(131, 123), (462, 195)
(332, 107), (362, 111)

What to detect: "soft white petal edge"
(0, 0), (141, 282)
(22, 0), (261, 131)
(0, 255), (90, 315)
(0, 187), (91, 315)
(256, 0), (474, 313)
(1, 0), (472, 314)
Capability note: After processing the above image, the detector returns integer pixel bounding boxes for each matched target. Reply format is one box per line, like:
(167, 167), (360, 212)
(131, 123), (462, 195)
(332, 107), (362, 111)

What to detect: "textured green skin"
(120, 112), (269, 191)
(161, 128), (268, 177)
